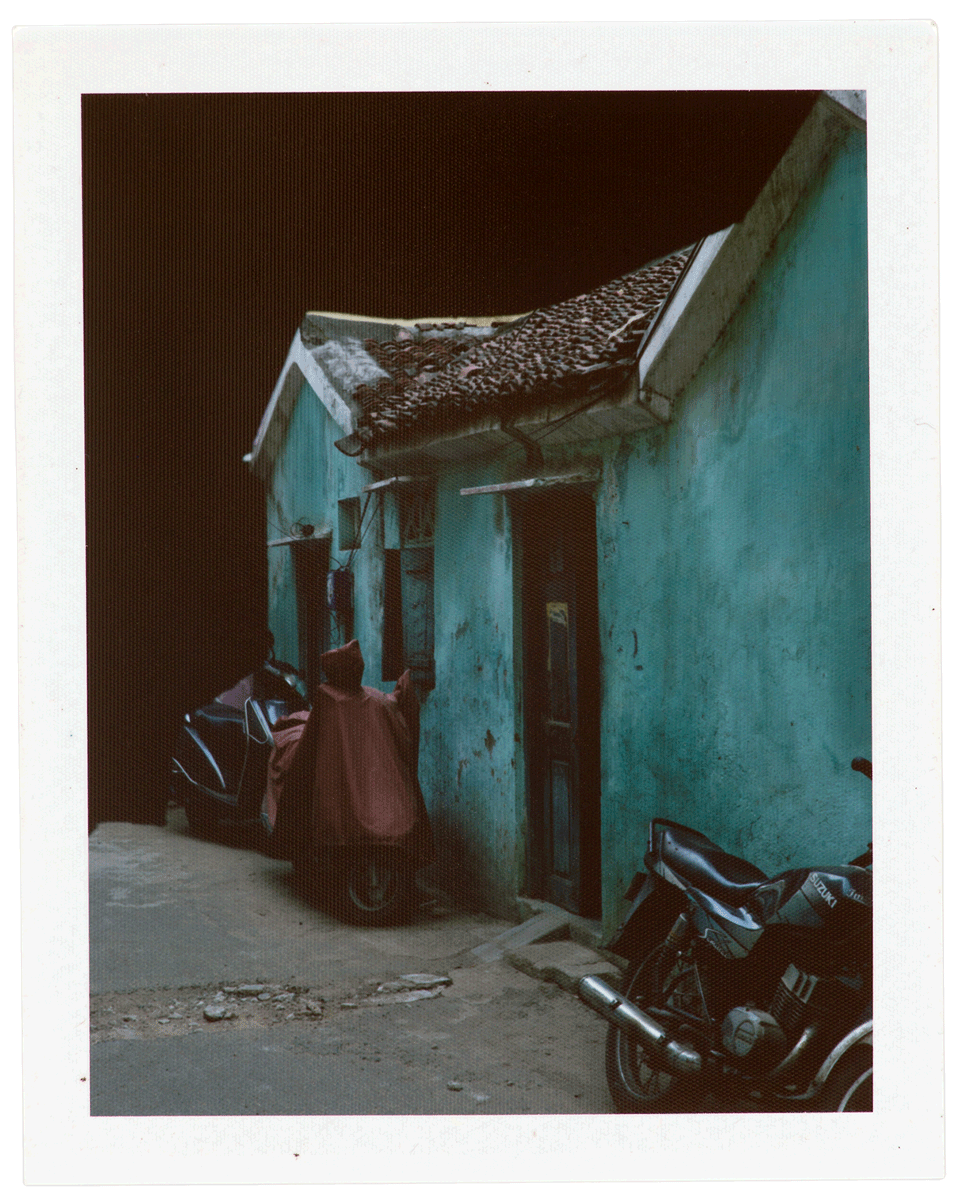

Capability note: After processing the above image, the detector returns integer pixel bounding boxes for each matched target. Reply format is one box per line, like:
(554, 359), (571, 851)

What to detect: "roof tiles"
(348, 248), (692, 450)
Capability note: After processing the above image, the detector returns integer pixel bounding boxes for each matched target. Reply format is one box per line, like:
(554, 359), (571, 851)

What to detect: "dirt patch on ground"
(90, 971), (465, 1044)
(90, 983), (329, 1043)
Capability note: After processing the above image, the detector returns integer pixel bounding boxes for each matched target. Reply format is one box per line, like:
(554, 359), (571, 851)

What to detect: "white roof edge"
(249, 331), (301, 465)
(824, 90), (867, 124)
(638, 90), (864, 407)
(248, 330), (356, 479)
(302, 308), (531, 328)
(637, 227), (735, 383)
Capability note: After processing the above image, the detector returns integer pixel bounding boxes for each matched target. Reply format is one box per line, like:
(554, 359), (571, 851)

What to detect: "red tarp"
(265, 640), (433, 864)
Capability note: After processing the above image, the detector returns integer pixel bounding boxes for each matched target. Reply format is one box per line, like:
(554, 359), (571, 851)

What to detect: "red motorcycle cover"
(265, 640), (433, 864)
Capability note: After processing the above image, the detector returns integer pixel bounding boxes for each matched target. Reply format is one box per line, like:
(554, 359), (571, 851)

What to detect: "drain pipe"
(500, 420), (544, 472)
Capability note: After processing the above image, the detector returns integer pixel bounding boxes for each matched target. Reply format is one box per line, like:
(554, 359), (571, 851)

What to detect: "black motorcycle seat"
(654, 821), (769, 907)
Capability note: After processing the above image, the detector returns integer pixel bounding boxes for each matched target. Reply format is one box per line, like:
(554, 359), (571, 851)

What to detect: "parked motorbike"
(170, 656), (306, 838)
(579, 759), (873, 1113)
(267, 640), (435, 927)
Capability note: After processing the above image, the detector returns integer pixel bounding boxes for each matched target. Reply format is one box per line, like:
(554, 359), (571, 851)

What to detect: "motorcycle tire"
(605, 945), (697, 1113)
(340, 849), (412, 926)
(811, 1044), (873, 1112)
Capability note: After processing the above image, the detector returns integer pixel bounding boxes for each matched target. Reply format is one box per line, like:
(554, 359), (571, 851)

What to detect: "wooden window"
(382, 482), (435, 688)
(338, 496), (362, 551)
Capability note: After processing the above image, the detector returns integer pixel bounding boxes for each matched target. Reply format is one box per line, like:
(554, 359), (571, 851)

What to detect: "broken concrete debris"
(341, 972), (454, 1008)
(376, 973), (452, 994)
(203, 1005), (237, 1022)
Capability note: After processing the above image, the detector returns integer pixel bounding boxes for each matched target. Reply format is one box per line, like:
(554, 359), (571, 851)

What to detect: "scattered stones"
(363, 987), (445, 1006)
(202, 1005), (237, 1022)
(375, 974), (452, 995)
(399, 973), (452, 988)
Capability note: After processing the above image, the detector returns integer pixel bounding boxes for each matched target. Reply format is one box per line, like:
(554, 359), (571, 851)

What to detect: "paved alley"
(88, 806), (612, 1115)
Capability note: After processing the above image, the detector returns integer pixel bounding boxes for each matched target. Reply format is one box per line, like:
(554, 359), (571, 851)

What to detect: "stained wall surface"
(263, 123), (869, 931)
(596, 124), (870, 926)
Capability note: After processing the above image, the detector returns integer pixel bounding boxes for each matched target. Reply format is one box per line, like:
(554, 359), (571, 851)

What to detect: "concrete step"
(468, 908), (571, 964)
(503, 941), (623, 995)
(515, 896), (605, 953)
(467, 896), (625, 995)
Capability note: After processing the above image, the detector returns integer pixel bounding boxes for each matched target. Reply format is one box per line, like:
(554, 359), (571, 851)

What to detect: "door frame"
(513, 486), (602, 918)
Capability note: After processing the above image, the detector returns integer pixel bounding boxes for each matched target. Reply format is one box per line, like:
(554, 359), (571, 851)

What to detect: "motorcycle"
(267, 640), (435, 927)
(578, 758), (873, 1113)
(172, 640), (433, 926)
(170, 655), (307, 839)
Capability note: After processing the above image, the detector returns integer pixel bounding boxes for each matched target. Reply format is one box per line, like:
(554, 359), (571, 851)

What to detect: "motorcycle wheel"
(812, 1045), (873, 1112)
(176, 781), (214, 839)
(341, 849), (411, 926)
(605, 945), (695, 1113)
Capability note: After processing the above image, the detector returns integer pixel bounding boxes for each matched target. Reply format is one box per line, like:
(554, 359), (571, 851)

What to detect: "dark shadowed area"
(82, 90), (817, 828)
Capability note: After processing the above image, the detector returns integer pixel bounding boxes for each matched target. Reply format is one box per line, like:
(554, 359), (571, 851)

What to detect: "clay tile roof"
(352, 247), (692, 449)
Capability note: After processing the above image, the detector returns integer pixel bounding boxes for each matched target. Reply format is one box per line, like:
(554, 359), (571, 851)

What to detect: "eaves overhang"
(247, 309), (528, 481)
(248, 90), (864, 481)
(355, 368), (669, 475)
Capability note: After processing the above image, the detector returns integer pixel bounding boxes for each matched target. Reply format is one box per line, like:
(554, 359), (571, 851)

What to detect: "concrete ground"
(89, 805), (620, 1116)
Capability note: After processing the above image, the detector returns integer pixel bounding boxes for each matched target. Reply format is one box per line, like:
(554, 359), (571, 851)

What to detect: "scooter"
(578, 759), (873, 1112)
(170, 656), (307, 839)
(267, 640), (435, 926)
(171, 641), (433, 926)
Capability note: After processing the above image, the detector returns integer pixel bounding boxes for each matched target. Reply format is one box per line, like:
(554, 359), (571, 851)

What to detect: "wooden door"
(292, 537), (330, 696)
(519, 491), (601, 917)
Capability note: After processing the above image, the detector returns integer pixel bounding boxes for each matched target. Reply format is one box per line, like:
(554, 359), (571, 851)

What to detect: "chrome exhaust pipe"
(578, 974), (702, 1075)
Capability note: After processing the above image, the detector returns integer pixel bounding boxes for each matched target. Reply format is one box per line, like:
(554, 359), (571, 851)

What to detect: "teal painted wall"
(263, 126), (869, 930)
(265, 373), (385, 683)
(266, 378), (525, 914)
(597, 125), (870, 931)
(422, 465), (523, 915)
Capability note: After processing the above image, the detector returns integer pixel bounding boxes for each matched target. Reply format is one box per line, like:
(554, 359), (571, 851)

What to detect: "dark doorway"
(517, 489), (601, 918)
(292, 537), (331, 696)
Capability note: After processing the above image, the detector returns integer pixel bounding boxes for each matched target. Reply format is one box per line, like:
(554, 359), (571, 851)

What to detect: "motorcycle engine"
(770, 962), (838, 1039)
(721, 962), (840, 1063)
(721, 1006), (786, 1061)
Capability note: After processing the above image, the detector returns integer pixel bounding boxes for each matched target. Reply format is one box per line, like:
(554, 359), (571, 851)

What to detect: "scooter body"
(170, 659), (306, 835)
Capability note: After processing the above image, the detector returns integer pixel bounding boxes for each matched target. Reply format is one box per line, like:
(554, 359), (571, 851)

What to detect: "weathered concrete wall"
(265, 375), (384, 681)
(266, 382), (523, 914)
(597, 125), (870, 929)
(420, 465), (523, 916)
(262, 125), (869, 932)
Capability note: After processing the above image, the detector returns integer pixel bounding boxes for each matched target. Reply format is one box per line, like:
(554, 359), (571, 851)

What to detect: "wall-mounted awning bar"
(460, 469), (599, 496)
(361, 475), (433, 493)
(267, 525), (332, 547)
